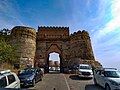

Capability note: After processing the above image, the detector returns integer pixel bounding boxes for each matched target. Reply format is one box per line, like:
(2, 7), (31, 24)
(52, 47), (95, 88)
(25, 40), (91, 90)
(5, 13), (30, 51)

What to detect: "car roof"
(79, 64), (90, 66)
(0, 70), (15, 78)
(0, 70), (12, 75)
(103, 68), (118, 71)
(96, 68), (118, 71)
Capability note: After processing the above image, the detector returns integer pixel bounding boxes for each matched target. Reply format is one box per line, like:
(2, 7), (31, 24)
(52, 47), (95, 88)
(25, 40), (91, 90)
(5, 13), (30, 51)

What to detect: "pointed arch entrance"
(46, 44), (63, 73)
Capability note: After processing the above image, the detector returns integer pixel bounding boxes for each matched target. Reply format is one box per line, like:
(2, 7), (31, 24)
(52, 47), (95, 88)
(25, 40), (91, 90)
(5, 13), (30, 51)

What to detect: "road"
(26, 71), (104, 90)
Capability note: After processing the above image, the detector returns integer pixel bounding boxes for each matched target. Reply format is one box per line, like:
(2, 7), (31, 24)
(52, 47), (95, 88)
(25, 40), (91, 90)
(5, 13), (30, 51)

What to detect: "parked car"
(94, 68), (120, 90)
(0, 70), (20, 88)
(78, 64), (93, 78)
(55, 67), (60, 71)
(18, 67), (43, 87)
(49, 67), (56, 71)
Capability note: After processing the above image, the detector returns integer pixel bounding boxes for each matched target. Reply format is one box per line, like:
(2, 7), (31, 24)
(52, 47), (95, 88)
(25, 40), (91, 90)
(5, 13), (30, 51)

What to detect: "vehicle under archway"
(49, 52), (60, 72)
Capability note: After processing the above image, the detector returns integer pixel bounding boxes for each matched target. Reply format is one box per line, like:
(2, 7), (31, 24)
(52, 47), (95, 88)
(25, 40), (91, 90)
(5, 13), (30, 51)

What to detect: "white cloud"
(91, 0), (120, 69)
(93, 0), (120, 39)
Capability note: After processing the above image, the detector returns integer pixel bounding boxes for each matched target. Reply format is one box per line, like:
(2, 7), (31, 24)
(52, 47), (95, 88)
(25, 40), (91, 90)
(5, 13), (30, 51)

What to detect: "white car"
(0, 70), (20, 88)
(94, 68), (120, 90)
(78, 64), (93, 78)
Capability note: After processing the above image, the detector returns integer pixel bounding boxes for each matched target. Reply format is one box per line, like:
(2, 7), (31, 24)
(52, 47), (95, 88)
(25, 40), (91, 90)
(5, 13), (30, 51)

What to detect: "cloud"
(90, 0), (120, 68)
(92, 0), (120, 39)
(0, 0), (23, 30)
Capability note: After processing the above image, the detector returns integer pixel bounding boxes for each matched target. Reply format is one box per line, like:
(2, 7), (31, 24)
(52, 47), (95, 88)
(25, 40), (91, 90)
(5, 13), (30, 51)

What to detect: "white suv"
(78, 64), (93, 78)
(0, 70), (20, 88)
(94, 68), (120, 90)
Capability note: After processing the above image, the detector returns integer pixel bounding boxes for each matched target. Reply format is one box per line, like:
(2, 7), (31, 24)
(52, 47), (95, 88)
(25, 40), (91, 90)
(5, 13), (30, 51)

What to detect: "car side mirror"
(101, 74), (104, 76)
(101, 72), (105, 77)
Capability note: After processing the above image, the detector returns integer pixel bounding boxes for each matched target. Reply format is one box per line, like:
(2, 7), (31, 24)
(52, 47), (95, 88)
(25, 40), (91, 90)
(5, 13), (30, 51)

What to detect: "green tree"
(0, 28), (11, 41)
(0, 28), (16, 65)
(0, 38), (16, 64)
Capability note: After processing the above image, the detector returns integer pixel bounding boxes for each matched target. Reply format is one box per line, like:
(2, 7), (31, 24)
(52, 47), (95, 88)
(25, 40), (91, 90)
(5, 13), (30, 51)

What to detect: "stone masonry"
(11, 26), (101, 70)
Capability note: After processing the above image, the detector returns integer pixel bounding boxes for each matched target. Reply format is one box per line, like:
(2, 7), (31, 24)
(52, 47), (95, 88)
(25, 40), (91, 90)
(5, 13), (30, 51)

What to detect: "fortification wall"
(70, 30), (95, 60)
(37, 26), (69, 40)
(9, 25), (101, 69)
(11, 26), (36, 67)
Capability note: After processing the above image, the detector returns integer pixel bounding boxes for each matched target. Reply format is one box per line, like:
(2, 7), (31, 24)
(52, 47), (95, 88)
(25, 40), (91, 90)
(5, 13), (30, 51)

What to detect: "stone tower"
(10, 26), (36, 67)
(68, 30), (96, 66)
(10, 25), (101, 70)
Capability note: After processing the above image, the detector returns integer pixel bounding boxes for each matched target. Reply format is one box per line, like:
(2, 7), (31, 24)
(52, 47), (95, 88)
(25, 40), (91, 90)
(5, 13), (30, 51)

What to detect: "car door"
(97, 70), (105, 87)
(37, 68), (42, 80)
(99, 71), (106, 87)
(7, 74), (19, 88)
(95, 70), (101, 84)
(35, 68), (41, 81)
(0, 77), (7, 88)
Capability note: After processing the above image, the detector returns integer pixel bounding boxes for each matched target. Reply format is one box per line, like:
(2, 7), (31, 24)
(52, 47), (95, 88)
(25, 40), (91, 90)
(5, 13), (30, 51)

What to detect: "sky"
(0, 0), (120, 70)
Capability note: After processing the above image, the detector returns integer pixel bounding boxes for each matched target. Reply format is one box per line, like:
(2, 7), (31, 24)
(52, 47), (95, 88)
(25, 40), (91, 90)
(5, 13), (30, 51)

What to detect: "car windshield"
(104, 71), (120, 78)
(80, 66), (91, 69)
(20, 68), (36, 74)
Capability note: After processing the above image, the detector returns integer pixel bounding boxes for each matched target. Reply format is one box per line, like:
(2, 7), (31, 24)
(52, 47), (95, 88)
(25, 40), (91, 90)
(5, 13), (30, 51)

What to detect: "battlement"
(70, 30), (89, 36)
(11, 26), (36, 40)
(37, 26), (69, 40)
(38, 26), (69, 32)
(12, 26), (35, 32)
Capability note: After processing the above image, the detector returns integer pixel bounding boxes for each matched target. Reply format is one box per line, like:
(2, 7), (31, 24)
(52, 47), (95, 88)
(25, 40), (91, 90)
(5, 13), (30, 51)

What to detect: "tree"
(0, 28), (16, 65)
(0, 28), (11, 41)
(0, 38), (16, 64)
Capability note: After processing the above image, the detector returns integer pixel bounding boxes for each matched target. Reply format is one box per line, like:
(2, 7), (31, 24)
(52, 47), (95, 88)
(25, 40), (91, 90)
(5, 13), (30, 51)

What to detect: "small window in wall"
(8, 74), (16, 85)
(40, 55), (42, 57)
(0, 77), (7, 88)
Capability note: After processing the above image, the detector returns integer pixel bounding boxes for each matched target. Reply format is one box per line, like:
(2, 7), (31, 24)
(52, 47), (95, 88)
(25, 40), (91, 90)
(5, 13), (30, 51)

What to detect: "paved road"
(64, 74), (104, 90)
(26, 72), (104, 90)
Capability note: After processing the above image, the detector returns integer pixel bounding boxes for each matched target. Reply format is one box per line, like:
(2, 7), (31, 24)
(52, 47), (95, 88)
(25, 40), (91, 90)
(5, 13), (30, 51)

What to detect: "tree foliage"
(0, 28), (16, 65)
(0, 28), (11, 41)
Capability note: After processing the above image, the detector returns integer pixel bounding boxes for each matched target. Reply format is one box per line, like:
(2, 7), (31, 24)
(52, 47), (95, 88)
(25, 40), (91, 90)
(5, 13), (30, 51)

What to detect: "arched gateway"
(35, 26), (70, 73)
(11, 26), (101, 73)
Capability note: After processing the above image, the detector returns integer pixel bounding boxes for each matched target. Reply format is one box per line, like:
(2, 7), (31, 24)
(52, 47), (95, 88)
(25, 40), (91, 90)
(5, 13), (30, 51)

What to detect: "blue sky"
(0, 0), (120, 70)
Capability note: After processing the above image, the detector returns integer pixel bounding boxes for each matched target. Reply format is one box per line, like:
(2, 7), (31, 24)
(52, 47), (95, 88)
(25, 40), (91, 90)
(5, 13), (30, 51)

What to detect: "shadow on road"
(21, 85), (36, 89)
(69, 75), (80, 80)
(48, 71), (60, 74)
(85, 84), (104, 90)
(69, 75), (92, 80)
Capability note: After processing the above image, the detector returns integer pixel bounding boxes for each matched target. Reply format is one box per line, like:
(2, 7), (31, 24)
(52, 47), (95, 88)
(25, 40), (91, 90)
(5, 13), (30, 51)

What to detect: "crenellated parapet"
(38, 26), (69, 31)
(70, 30), (89, 42)
(11, 26), (36, 40)
(37, 26), (69, 40)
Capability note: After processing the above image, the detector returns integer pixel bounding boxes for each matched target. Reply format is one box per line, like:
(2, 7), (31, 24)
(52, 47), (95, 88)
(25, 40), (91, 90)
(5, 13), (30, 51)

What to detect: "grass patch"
(0, 63), (25, 74)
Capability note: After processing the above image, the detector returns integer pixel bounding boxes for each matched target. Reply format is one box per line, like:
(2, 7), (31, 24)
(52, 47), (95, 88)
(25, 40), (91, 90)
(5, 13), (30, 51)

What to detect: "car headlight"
(109, 80), (119, 86)
(90, 72), (93, 75)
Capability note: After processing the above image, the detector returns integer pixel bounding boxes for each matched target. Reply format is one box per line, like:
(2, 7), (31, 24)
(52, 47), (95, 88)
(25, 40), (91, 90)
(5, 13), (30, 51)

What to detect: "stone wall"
(70, 30), (95, 60)
(10, 25), (102, 69)
(11, 26), (36, 67)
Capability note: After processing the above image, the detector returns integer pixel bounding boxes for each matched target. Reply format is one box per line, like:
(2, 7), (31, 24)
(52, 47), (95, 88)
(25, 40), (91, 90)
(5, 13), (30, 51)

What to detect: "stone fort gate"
(11, 26), (101, 73)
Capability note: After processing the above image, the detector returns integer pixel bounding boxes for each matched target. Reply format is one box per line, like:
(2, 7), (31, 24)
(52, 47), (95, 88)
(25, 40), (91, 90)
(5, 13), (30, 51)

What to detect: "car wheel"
(105, 84), (111, 90)
(32, 79), (35, 87)
(94, 78), (98, 85)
